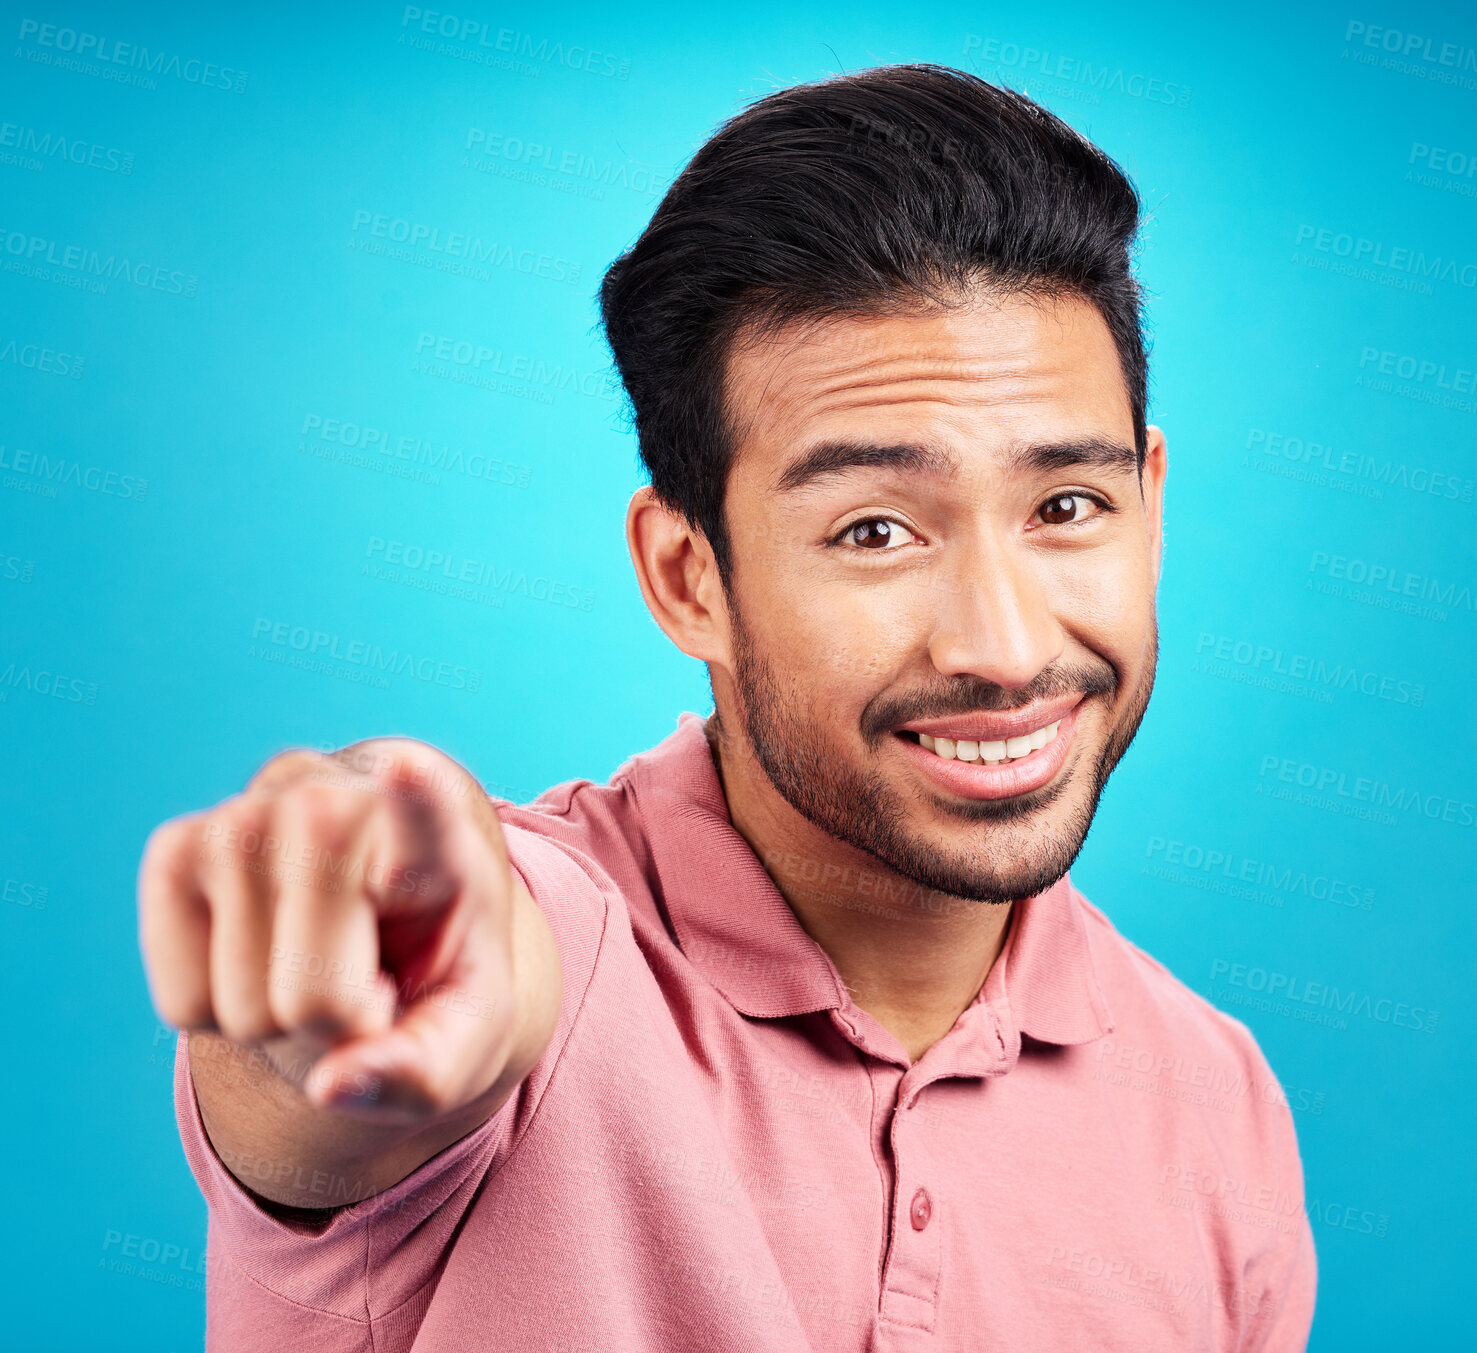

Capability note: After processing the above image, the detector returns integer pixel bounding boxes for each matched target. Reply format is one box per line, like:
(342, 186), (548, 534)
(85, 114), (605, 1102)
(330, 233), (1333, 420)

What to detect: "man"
(140, 64), (1316, 1351)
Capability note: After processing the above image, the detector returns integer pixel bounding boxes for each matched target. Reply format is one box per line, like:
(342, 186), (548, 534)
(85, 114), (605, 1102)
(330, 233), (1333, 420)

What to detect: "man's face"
(714, 289), (1166, 905)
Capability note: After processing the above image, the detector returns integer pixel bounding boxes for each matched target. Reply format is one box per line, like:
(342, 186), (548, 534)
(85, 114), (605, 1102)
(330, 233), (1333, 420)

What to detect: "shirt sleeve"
(1245, 1217), (1317, 1353)
(172, 815), (613, 1350)
(1231, 1029), (1319, 1352)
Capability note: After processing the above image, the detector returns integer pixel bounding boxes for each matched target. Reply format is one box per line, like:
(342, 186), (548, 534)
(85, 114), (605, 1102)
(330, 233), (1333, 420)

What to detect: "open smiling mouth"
(891, 699), (1083, 801)
(899, 721), (1061, 766)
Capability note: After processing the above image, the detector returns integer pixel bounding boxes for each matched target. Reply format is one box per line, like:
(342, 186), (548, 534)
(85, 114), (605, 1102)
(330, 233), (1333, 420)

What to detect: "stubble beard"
(717, 597), (1158, 906)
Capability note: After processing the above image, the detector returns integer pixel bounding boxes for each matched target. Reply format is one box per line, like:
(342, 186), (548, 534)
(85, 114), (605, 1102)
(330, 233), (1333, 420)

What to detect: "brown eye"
(1040, 494), (1090, 525)
(852, 520), (894, 548)
(844, 519), (914, 549)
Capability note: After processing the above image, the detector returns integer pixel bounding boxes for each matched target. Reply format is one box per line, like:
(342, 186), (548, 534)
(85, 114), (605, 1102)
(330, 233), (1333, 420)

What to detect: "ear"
(1141, 425), (1168, 586)
(625, 487), (731, 664)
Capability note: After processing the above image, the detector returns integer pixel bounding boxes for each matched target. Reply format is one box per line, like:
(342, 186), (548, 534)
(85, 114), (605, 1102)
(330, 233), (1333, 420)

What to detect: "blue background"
(2, 1), (1473, 1347)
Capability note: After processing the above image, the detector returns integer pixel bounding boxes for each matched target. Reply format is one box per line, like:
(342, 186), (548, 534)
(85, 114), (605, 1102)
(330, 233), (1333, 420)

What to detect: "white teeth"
(914, 719), (1062, 767)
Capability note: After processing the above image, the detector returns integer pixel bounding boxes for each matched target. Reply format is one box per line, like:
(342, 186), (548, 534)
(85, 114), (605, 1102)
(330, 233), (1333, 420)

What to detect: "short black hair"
(599, 62), (1148, 589)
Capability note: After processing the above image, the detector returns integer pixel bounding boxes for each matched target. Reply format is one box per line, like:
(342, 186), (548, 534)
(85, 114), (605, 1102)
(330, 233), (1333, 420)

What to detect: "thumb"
(302, 908), (517, 1123)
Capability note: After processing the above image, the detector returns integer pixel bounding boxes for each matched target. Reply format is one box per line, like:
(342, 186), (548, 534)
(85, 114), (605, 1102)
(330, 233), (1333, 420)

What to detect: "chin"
(883, 774), (1099, 904)
(907, 828), (1089, 904)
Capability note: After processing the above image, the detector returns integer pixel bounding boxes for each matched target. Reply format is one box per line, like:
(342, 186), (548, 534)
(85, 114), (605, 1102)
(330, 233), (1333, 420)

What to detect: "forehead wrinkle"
(808, 347), (1048, 388)
(791, 343), (1075, 411)
(727, 299), (1115, 470)
(800, 368), (1062, 420)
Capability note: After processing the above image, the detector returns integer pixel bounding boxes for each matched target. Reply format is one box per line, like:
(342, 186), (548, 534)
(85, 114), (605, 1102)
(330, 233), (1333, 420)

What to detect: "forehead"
(723, 291), (1133, 487)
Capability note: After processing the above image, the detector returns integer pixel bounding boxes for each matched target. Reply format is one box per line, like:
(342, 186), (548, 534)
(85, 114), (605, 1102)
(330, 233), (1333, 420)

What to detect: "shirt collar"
(628, 711), (1115, 1050)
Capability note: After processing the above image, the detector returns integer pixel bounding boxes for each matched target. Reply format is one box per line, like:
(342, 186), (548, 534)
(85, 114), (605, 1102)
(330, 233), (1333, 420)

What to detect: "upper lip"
(897, 693), (1084, 743)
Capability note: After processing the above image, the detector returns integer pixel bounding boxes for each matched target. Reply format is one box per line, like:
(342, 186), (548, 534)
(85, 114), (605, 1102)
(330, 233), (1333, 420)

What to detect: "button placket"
(878, 1092), (942, 1333)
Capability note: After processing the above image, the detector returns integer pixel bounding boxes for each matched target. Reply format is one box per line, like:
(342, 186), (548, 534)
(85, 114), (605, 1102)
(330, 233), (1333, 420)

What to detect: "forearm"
(187, 1032), (487, 1208)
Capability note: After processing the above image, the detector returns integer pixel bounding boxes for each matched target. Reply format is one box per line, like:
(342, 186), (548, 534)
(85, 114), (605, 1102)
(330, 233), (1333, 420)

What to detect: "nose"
(925, 537), (1064, 690)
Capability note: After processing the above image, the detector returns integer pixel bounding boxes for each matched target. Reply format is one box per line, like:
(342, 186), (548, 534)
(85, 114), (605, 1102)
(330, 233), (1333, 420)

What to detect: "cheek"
(1044, 547), (1154, 659)
(780, 577), (927, 690)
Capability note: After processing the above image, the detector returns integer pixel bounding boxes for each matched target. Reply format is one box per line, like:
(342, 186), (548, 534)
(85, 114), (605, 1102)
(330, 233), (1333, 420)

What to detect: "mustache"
(861, 662), (1118, 738)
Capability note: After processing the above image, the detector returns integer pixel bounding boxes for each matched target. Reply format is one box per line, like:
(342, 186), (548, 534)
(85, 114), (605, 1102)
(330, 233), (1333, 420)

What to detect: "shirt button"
(909, 1188), (932, 1231)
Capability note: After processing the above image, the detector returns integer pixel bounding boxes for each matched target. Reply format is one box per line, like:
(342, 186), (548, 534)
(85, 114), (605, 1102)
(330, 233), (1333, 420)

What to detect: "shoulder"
(1066, 882), (1320, 1345)
(491, 769), (650, 915)
(1069, 880), (1294, 1125)
(488, 770), (671, 1009)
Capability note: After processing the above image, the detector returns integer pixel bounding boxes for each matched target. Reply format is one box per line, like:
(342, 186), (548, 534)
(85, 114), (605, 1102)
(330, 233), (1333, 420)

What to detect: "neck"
(705, 713), (1013, 1063)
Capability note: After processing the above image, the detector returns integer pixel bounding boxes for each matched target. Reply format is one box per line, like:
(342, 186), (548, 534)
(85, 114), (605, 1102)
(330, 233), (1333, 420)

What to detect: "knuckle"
(361, 737), (472, 799)
(252, 744), (350, 797)
(330, 739), (402, 780)
(202, 797), (266, 858)
(141, 814), (201, 875)
(248, 746), (334, 795)
(213, 794), (262, 832)
(280, 782), (358, 852)
(352, 735), (435, 765)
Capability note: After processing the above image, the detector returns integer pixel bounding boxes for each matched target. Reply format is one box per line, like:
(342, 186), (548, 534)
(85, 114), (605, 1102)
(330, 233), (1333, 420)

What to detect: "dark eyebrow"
(1009, 437), (1140, 476)
(772, 435), (1139, 495)
(774, 440), (958, 494)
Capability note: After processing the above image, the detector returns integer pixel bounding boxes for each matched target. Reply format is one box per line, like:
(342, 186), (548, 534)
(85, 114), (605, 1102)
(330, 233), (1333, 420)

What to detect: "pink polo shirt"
(174, 711), (1316, 1351)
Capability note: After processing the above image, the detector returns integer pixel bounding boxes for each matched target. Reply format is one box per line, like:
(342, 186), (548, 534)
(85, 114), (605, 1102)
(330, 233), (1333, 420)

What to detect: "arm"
(1235, 1033), (1319, 1352)
(139, 738), (561, 1211)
